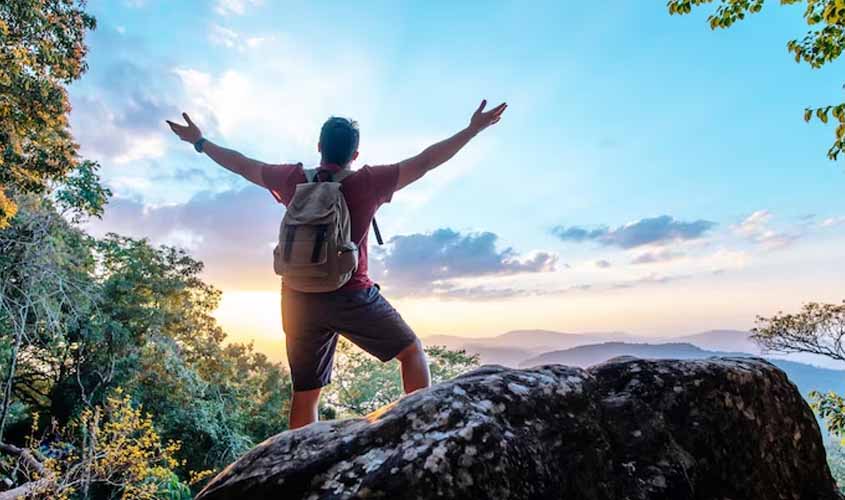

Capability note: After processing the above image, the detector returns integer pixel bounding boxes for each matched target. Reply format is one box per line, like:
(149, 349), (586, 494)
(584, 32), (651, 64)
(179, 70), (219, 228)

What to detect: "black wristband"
(194, 138), (207, 153)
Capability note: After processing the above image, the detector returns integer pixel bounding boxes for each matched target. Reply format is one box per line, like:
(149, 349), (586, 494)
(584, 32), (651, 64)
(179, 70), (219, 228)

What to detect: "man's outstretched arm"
(395, 99), (507, 191)
(166, 112), (267, 187)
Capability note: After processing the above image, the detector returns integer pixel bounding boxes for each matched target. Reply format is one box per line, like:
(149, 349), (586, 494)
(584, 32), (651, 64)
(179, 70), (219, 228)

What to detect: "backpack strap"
(333, 168), (354, 182)
(372, 218), (384, 245)
(308, 167), (354, 183)
(311, 224), (328, 263)
(283, 225), (297, 262)
(305, 167), (385, 245)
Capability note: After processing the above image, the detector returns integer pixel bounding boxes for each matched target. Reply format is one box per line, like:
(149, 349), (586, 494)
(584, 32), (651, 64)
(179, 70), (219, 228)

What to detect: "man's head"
(318, 116), (359, 166)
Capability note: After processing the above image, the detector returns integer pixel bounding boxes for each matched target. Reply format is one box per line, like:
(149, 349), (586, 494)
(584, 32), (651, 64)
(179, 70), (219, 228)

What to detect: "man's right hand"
(166, 112), (203, 144)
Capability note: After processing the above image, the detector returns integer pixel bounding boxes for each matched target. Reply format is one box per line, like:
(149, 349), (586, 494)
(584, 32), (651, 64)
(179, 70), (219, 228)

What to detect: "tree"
(0, 191), (99, 443)
(0, 0), (96, 228)
(668, 0), (845, 159)
(0, 389), (198, 500)
(324, 339), (480, 416)
(752, 301), (845, 433)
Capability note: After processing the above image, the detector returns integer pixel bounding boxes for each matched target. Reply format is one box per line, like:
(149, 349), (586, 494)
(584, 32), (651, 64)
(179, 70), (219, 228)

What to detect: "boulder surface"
(196, 357), (841, 500)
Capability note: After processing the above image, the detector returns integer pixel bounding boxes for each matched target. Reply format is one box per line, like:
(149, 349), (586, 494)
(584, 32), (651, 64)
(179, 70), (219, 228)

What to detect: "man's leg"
(395, 338), (431, 394)
(282, 287), (337, 431)
(289, 388), (322, 430)
(333, 286), (431, 396)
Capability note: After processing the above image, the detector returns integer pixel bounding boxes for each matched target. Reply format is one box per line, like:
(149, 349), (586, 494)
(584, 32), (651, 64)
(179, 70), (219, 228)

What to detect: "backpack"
(273, 168), (358, 292)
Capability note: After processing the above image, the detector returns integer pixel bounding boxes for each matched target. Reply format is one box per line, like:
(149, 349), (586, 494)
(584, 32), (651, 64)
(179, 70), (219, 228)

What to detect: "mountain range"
(421, 329), (845, 398)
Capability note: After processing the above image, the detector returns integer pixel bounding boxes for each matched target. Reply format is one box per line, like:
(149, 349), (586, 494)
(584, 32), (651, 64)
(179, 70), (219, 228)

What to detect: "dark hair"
(319, 116), (360, 166)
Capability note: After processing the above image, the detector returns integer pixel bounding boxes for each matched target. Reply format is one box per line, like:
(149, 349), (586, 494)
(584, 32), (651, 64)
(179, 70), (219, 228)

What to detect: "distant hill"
(666, 330), (762, 355)
(424, 330), (640, 366)
(423, 329), (845, 370)
(518, 341), (845, 398)
(519, 342), (747, 368)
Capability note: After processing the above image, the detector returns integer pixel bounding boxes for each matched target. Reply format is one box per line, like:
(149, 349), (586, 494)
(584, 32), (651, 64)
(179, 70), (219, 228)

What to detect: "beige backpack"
(273, 168), (358, 292)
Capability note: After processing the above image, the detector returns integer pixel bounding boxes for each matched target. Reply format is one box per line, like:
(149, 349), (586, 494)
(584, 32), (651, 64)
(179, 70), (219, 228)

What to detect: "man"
(166, 99), (507, 429)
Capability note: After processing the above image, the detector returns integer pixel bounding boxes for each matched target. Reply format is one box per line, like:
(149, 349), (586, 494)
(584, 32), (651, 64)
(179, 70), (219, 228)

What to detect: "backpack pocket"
(274, 224), (330, 275)
(337, 242), (359, 274)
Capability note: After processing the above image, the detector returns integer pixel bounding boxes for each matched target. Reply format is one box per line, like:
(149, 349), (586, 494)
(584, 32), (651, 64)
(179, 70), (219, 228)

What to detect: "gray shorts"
(281, 285), (418, 391)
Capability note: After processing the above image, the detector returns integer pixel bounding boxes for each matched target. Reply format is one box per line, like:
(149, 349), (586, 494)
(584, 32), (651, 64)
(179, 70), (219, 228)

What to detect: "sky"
(74, 0), (845, 360)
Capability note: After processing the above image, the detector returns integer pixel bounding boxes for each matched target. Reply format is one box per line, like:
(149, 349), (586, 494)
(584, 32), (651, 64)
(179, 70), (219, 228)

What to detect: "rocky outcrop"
(196, 357), (841, 500)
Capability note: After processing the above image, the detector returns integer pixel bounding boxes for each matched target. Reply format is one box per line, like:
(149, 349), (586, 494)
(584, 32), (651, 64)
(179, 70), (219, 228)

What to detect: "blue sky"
(75, 0), (845, 349)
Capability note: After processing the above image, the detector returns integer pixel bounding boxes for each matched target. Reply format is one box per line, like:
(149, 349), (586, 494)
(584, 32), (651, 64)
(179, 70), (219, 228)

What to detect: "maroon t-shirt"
(262, 162), (399, 291)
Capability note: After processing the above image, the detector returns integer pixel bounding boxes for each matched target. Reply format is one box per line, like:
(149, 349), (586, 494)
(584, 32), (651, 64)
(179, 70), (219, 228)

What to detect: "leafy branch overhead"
(668, 0), (845, 160)
(0, 0), (96, 228)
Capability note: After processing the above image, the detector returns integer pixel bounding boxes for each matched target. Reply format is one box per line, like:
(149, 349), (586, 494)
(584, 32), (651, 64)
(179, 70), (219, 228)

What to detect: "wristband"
(194, 138), (207, 153)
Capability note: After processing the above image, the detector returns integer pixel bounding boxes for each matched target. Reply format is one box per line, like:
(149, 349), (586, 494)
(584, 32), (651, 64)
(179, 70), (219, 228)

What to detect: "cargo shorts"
(281, 284), (418, 392)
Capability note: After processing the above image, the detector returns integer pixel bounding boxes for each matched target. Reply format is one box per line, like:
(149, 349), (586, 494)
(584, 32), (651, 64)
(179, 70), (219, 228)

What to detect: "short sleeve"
(261, 163), (305, 205)
(364, 164), (400, 205)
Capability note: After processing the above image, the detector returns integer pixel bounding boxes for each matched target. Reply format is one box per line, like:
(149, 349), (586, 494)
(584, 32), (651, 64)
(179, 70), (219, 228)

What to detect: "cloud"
(209, 24), (240, 48)
(630, 249), (684, 265)
(86, 185), (284, 290)
(595, 259), (612, 269)
(371, 228), (557, 298)
(552, 215), (716, 249)
(89, 203), (558, 299)
(70, 51), (181, 166)
(610, 273), (691, 290)
(733, 210), (799, 250)
(215, 0), (263, 16)
(208, 24), (273, 51)
(821, 216), (845, 228)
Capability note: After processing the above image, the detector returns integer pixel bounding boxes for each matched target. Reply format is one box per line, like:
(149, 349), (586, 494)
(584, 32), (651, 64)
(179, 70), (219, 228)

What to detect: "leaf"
(805, 108), (813, 122)
(817, 107), (830, 123)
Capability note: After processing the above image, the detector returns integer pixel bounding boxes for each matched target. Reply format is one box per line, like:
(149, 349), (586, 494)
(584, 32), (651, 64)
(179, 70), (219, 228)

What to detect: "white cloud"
(215, 0), (263, 16)
(208, 24), (273, 51)
(209, 24), (240, 48)
(733, 210), (799, 250)
(821, 216), (845, 228)
(171, 39), (383, 158)
(160, 229), (205, 251)
(113, 135), (167, 164)
(71, 93), (171, 166)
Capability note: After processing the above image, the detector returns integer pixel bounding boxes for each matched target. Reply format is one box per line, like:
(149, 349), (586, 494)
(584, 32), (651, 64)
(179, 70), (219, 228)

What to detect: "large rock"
(196, 357), (840, 500)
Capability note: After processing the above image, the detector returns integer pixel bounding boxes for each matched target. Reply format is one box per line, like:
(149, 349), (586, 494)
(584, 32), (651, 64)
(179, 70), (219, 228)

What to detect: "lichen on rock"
(196, 357), (841, 500)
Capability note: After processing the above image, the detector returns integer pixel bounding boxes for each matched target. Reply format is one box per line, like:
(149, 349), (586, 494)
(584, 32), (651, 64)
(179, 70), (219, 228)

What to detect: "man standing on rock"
(167, 99), (507, 429)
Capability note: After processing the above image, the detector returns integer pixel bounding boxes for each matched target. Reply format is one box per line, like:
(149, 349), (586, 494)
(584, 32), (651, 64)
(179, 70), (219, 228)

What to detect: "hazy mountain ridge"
(421, 330), (845, 398)
(423, 329), (842, 369)
(519, 342), (750, 368)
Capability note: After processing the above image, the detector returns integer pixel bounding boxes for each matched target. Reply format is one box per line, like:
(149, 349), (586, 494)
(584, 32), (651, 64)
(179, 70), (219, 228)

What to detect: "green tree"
(668, 0), (845, 159)
(0, 0), (96, 228)
(1, 181), (291, 493)
(324, 338), (480, 416)
(753, 301), (845, 485)
(752, 302), (845, 426)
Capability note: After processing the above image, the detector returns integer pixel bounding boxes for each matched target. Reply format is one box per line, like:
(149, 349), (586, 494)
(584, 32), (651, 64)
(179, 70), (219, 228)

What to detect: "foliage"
(753, 301), (845, 438)
(824, 436), (845, 492)
(55, 161), (112, 223)
(324, 339), (479, 416)
(667, 0), (845, 159)
(752, 301), (845, 361)
(0, 191), (291, 494)
(0, 0), (97, 228)
(4, 389), (197, 500)
(0, 191), (98, 442)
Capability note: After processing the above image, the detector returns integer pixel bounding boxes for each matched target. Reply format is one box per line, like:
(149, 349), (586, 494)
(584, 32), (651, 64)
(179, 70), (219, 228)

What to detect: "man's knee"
(396, 338), (424, 363)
